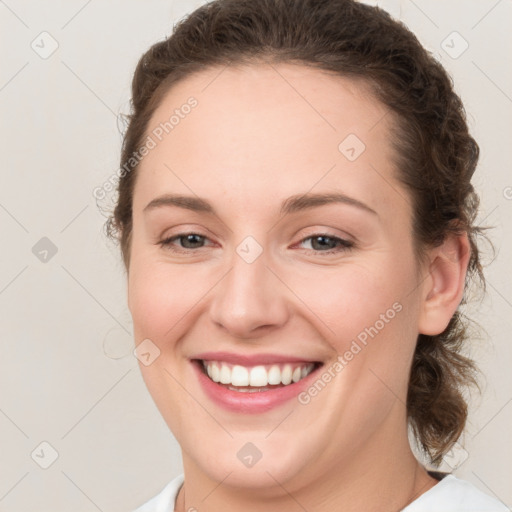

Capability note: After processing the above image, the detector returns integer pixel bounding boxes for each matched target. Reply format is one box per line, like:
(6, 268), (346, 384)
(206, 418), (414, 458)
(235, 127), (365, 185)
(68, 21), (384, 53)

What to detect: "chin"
(183, 431), (318, 492)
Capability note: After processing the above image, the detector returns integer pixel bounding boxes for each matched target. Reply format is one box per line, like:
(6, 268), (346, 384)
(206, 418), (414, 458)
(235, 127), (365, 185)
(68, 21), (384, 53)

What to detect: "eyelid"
(158, 223), (218, 241)
(291, 225), (354, 245)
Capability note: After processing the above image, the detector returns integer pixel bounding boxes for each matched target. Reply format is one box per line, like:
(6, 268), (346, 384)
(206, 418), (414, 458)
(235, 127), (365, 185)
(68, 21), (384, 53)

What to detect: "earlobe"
(418, 232), (471, 336)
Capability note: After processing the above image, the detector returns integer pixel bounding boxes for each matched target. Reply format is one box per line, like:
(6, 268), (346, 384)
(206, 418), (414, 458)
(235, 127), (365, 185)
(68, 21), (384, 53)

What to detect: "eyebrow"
(143, 192), (378, 217)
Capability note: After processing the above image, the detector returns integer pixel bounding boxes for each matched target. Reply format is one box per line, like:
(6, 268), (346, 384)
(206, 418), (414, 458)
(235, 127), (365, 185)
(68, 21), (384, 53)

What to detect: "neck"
(176, 404), (438, 512)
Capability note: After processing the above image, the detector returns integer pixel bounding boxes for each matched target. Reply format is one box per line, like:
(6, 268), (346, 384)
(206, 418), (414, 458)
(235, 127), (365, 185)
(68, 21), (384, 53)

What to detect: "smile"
(201, 360), (317, 392)
(191, 353), (323, 413)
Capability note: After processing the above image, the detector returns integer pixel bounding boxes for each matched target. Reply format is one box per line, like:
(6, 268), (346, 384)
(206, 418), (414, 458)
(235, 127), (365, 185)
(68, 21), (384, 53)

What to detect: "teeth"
(281, 364), (292, 385)
(249, 366), (268, 386)
(231, 365), (249, 386)
(211, 362), (220, 382)
(202, 360), (316, 389)
(219, 364), (231, 384)
(268, 365), (281, 385)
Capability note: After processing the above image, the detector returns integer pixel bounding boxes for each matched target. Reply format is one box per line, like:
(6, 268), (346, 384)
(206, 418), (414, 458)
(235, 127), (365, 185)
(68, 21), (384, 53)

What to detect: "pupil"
(183, 234), (203, 248)
(312, 236), (334, 250)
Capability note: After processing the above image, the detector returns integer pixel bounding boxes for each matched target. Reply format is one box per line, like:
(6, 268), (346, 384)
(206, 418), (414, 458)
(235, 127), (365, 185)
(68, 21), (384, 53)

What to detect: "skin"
(127, 63), (470, 512)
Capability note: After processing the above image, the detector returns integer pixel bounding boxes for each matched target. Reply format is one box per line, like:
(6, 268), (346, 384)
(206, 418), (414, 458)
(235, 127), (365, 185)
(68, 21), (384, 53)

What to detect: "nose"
(209, 247), (290, 339)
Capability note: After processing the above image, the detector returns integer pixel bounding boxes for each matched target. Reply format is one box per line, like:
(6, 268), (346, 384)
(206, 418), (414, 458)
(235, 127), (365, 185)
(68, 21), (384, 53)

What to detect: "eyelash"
(158, 232), (354, 255)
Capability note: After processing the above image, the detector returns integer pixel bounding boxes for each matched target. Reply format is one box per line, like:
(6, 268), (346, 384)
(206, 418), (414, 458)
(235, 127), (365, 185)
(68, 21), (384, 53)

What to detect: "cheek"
(288, 260), (412, 345)
(289, 254), (421, 404)
(128, 258), (213, 342)
(127, 258), (215, 438)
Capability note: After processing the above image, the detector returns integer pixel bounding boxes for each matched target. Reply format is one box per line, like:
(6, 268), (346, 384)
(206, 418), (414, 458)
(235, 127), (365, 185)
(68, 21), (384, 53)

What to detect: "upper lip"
(192, 351), (322, 366)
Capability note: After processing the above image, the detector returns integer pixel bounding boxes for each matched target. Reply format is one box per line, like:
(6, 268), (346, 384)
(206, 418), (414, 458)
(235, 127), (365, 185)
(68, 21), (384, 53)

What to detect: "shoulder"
(132, 474), (184, 512)
(403, 474), (509, 512)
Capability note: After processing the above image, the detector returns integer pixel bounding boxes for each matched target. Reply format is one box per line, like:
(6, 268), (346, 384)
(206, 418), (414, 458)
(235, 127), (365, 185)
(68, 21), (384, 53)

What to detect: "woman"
(108, 0), (506, 510)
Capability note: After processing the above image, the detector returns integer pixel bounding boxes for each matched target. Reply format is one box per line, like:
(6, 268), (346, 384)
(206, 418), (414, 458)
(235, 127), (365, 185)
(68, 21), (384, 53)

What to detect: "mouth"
(197, 360), (320, 392)
(190, 354), (324, 413)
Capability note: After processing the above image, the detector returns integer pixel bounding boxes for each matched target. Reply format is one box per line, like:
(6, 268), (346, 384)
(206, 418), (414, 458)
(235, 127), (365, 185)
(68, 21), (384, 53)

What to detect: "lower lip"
(192, 360), (321, 413)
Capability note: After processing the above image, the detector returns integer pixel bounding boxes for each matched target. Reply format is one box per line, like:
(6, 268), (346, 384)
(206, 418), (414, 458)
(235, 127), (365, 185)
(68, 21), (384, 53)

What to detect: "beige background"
(0, 0), (511, 510)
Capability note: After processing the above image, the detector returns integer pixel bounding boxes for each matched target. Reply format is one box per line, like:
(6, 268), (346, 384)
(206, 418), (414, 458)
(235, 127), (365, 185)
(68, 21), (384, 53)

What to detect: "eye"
(159, 233), (212, 252)
(158, 232), (354, 255)
(298, 234), (354, 255)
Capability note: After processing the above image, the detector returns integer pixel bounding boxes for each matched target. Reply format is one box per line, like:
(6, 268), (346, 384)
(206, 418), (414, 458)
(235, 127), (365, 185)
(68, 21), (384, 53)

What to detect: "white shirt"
(133, 473), (509, 512)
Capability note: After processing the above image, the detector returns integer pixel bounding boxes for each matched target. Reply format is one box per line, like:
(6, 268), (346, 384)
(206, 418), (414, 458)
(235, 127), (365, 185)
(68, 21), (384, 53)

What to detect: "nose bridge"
(209, 238), (289, 337)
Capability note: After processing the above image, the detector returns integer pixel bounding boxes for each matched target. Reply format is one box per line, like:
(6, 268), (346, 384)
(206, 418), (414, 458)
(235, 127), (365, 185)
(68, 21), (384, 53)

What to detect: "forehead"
(134, 63), (409, 220)
(148, 63), (390, 153)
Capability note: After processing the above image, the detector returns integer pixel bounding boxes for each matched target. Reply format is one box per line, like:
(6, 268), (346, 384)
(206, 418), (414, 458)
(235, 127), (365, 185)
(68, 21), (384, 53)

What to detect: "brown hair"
(108, 0), (487, 465)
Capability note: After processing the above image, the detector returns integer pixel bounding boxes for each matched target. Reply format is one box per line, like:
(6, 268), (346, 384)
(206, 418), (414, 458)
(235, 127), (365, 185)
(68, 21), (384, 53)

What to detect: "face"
(128, 63), (426, 491)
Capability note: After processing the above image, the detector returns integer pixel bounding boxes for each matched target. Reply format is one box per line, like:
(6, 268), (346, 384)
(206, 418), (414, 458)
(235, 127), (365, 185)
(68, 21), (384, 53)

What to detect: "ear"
(418, 231), (471, 336)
